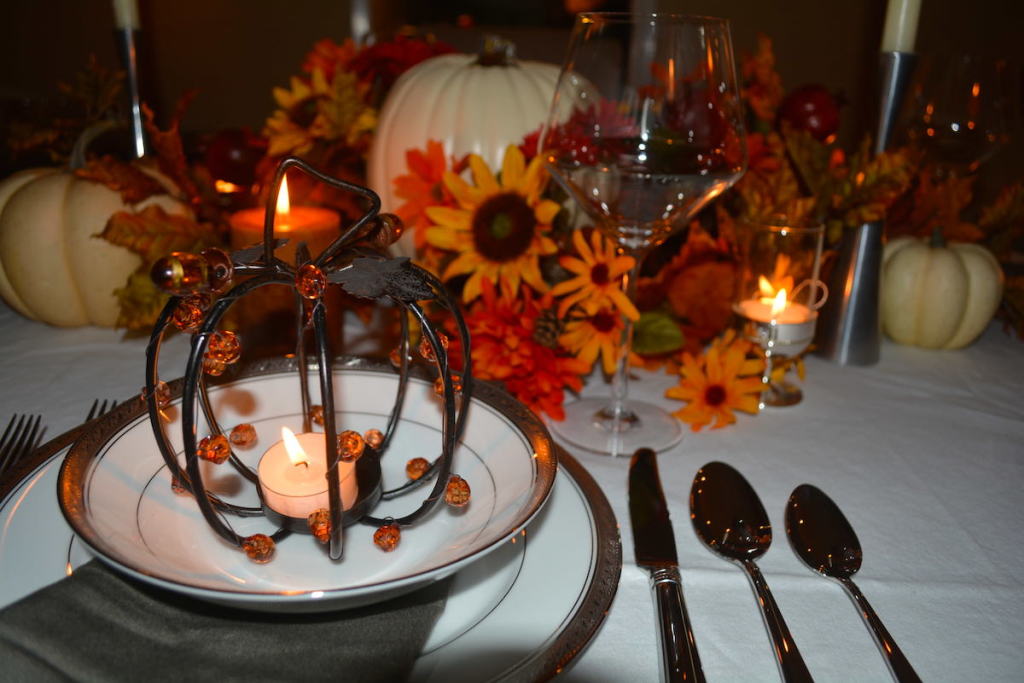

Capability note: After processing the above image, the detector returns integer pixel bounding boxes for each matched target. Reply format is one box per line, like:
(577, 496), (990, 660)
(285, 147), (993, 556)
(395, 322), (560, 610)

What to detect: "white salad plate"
(0, 361), (621, 681)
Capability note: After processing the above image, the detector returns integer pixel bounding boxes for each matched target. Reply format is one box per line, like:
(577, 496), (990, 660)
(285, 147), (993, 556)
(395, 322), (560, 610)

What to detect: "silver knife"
(629, 447), (705, 683)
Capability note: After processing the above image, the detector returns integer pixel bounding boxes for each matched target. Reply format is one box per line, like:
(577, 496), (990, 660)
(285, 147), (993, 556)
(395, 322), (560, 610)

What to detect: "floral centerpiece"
(3, 33), (1021, 431)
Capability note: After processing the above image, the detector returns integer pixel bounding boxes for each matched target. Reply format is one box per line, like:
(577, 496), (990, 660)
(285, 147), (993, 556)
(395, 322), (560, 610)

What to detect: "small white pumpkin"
(367, 42), (560, 256)
(881, 233), (1004, 349)
(0, 165), (187, 327)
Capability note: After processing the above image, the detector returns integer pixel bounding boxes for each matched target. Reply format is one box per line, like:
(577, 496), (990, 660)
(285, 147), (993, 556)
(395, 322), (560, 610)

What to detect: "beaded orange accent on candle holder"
(307, 508), (331, 544)
(373, 521), (401, 552)
(406, 457), (430, 481)
(229, 423), (257, 447)
(363, 429), (384, 450)
(142, 156), (473, 564)
(198, 434), (231, 464)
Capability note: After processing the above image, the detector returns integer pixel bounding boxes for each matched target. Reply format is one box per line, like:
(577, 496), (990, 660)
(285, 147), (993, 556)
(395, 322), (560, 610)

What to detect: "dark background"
(1, 0), (1021, 188)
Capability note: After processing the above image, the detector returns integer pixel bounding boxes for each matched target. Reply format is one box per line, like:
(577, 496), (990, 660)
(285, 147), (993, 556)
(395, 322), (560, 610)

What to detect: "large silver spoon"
(786, 484), (921, 683)
(690, 462), (813, 682)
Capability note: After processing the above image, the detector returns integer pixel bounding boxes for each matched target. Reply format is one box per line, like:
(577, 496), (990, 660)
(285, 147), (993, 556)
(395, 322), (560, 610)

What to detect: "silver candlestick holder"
(115, 25), (146, 158)
(815, 50), (917, 366)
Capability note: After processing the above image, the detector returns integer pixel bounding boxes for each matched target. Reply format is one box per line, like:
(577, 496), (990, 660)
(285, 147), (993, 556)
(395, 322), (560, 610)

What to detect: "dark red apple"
(204, 128), (267, 186)
(778, 84), (841, 142)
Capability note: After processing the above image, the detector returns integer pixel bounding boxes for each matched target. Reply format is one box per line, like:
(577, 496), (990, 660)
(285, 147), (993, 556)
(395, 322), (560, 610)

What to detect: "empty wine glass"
(901, 53), (1012, 176)
(541, 12), (747, 455)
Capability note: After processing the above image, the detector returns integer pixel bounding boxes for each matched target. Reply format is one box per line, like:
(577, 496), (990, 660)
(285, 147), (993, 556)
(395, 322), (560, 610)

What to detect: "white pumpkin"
(367, 49), (561, 257)
(0, 166), (187, 327)
(881, 234), (1004, 349)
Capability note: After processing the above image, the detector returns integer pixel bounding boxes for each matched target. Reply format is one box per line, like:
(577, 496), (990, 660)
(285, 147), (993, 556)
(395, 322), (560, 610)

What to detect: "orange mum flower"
(466, 279), (589, 421)
(666, 332), (765, 431)
(552, 229), (639, 321)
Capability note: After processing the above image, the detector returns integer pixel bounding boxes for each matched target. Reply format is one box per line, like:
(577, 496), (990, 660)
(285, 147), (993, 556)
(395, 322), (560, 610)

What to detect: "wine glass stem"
(602, 256), (641, 425)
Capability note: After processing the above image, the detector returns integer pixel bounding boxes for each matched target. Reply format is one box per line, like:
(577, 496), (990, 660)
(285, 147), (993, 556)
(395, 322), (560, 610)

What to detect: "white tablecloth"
(1, 303), (1022, 682)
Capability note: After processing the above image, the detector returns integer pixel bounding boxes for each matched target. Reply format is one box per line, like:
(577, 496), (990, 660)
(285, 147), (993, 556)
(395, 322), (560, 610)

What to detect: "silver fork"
(0, 414), (45, 482)
(85, 399), (118, 422)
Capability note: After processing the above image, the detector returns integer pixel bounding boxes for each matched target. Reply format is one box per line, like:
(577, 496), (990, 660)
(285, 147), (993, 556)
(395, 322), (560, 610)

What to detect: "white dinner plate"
(1, 388), (621, 681)
(59, 359), (557, 611)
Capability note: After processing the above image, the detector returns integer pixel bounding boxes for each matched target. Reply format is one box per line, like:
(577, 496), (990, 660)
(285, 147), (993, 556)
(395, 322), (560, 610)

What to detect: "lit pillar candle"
(229, 177), (341, 264)
(880, 0), (921, 53)
(257, 427), (357, 520)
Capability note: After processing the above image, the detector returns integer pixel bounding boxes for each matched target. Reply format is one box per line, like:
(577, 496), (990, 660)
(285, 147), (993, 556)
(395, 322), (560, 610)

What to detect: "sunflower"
(666, 333), (765, 431)
(425, 145), (560, 302)
(552, 229), (639, 321)
(264, 75), (321, 156)
(559, 300), (626, 375)
(263, 69), (376, 158)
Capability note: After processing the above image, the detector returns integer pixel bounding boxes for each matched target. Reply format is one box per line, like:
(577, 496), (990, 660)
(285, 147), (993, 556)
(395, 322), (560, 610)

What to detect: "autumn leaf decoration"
(74, 156), (167, 205)
(100, 205), (221, 331)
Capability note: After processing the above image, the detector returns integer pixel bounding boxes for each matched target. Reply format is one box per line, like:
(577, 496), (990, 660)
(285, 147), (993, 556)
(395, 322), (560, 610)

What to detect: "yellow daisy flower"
(666, 335), (765, 431)
(425, 145), (561, 302)
(551, 229), (639, 321)
(559, 301), (625, 375)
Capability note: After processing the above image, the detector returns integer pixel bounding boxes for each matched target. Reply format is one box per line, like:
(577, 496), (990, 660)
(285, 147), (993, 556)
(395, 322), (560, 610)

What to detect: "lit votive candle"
(735, 298), (813, 326)
(734, 289), (817, 355)
(229, 177), (341, 264)
(257, 427), (357, 521)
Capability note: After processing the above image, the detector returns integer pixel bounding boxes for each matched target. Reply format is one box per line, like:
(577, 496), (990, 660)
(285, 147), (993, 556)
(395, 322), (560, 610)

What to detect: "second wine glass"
(541, 12), (747, 455)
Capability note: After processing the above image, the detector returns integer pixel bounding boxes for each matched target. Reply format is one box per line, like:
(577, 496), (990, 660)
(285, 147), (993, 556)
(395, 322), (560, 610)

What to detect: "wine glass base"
(549, 398), (683, 457)
(762, 380), (803, 408)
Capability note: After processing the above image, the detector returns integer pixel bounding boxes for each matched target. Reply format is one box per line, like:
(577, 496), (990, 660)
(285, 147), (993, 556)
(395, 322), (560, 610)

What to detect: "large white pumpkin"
(0, 167), (187, 327)
(880, 235), (1004, 349)
(367, 51), (561, 257)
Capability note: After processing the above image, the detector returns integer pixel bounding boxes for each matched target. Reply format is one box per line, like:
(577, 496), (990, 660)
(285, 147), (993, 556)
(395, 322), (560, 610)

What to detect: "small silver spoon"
(786, 484), (921, 683)
(691, 462), (813, 682)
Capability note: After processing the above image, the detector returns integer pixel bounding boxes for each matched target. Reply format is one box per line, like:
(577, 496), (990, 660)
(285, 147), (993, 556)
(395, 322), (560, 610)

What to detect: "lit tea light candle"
(736, 279), (813, 325)
(734, 278), (817, 354)
(229, 177), (341, 263)
(257, 426), (357, 521)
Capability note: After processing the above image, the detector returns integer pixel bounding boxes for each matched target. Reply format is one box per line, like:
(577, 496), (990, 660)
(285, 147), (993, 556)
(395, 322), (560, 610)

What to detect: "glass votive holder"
(733, 218), (827, 407)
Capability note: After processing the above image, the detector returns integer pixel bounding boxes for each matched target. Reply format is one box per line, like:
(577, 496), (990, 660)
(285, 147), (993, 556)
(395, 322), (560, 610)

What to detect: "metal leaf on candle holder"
(142, 156), (472, 563)
(733, 219), (827, 408)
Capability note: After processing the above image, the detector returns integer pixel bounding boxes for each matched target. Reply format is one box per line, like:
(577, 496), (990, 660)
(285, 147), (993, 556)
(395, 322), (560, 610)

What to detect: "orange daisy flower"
(666, 333), (765, 431)
(552, 229), (639, 321)
(466, 279), (589, 421)
(425, 145), (560, 302)
(559, 301), (626, 375)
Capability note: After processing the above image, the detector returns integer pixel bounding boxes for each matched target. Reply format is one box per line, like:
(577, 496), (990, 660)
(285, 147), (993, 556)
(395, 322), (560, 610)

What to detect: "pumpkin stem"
(930, 226), (946, 248)
(476, 35), (517, 67)
(69, 120), (119, 171)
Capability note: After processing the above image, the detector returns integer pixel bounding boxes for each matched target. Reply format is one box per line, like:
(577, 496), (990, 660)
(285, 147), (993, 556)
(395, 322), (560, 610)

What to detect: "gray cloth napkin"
(0, 561), (449, 682)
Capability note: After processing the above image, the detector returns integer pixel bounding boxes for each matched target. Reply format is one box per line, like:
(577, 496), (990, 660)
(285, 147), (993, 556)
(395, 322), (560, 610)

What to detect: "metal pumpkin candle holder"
(142, 156), (472, 564)
(733, 219), (827, 408)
